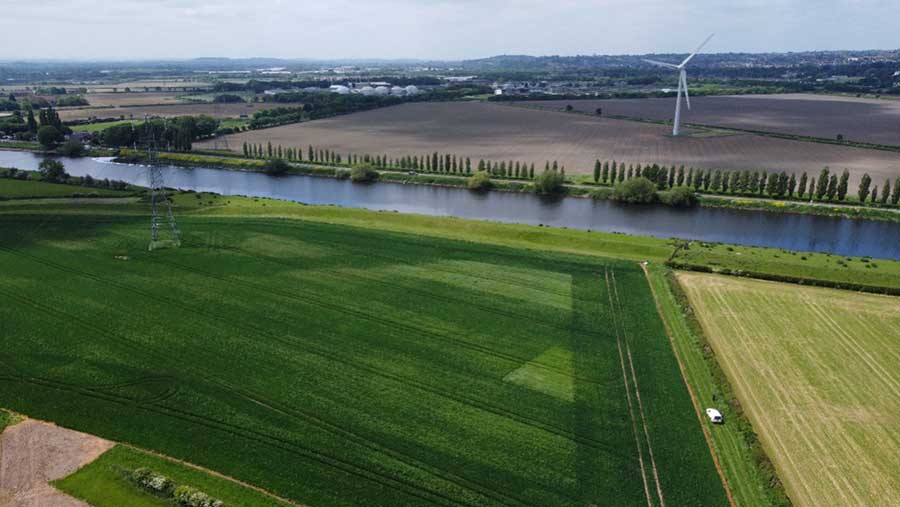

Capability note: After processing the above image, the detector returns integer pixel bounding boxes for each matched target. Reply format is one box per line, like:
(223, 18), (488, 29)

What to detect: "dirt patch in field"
(0, 419), (114, 507)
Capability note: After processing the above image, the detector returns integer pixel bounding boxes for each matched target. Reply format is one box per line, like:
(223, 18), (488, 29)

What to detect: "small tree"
(826, 174), (838, 201)
(350, 163), (379, 183)
(39, 159), (67, 182)
(881, 179), (891, 205)
(891, 176), (900, 205)
(601, 161), (609, 183)
(798, 172), (808, 198)
(59, 138), (85, 157)
(659, 186), (697, 207)
(593, 160), (601, 183)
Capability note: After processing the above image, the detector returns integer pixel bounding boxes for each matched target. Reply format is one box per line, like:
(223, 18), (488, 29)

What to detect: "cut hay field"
(0, 201), (727, 506)
(203, 101), (900, 186)
(57, 102), (269, 121)
(677, 272), (900, 506)
(524, 94), (900, 146)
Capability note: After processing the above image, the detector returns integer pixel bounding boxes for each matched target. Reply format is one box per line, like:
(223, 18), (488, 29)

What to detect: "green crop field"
(70, 120), (136, 133)
(678, 272), (900, 506)
(0, 199), (726, 506)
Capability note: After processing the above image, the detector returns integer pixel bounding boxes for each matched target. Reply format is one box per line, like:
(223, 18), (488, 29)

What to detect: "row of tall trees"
(241, 142), (550, 180)
(591, 160), (900, 205)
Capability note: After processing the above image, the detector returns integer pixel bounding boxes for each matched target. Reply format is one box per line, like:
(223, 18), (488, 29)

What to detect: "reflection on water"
(1, 149), (898, 260)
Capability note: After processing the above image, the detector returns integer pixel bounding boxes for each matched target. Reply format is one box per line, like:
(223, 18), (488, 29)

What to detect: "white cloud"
(0, 0), (897, 59)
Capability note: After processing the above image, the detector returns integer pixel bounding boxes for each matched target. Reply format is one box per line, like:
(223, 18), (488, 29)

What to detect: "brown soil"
(202, 101), (900, 187)
(0, 419), (113, 507)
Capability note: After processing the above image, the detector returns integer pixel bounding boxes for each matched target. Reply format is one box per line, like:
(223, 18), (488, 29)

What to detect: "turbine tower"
(644, 34), (714, 136)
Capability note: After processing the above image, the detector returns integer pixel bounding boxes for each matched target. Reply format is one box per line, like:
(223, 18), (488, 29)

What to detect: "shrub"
(467, 171), (492, 191)
(263, 158), (290, 176)
(350, 164), (379, 183)
(612, 177), (658, 204)
(587, 187), (613, 200)
(173, 485), (225, 507)
(130, 468), (175, 496)
(532, 169), (566, 195)
(59, 138), (86, 157)
(659, 186), (698, 207)
(38, 159), (68, 182)
(335, 169), (351, 180)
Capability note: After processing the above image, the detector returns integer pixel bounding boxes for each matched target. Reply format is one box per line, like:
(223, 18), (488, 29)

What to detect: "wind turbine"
(644, 34), (714, 136)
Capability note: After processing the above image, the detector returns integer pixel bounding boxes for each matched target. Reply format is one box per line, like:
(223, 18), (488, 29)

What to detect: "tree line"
(591, 161), (900, 206)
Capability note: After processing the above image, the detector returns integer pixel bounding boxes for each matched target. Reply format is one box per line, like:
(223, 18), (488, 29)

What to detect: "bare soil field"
(58, 102), (270, 121)
(678, 272), (900, 507)
(204, 101), (900, 185)
(523, 94), (900, 146)
(0, 418), (113, 507)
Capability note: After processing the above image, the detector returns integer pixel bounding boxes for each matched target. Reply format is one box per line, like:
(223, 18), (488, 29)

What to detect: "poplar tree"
(870, 185), (878, 204)
(891, 176), (900, 205)
(593, 160), (601, 183)
(798, 172), (808, 198)
(766, 171), (779, 196)
(728, 171), (739, 194)
(837, 169), (850, 200)
(602, 161), (609, 183)
(668, 166), (676, 188)
(702, 170), (711, 191)
(815, 167), (830, 200)
(694, 169), (704, 191)
(529, 163), (535, 179)
(857, 173), (872, 202)
(711, 170), (722, 192)
(466, 158), (471, 173)
(610, 164), (617, 183)
(677, 165), (685, 186)
(686, 168), (694, 188)
(881, 179), (891, 205)
(826, 174), (838, 201)
(788, 173), (797, 197)
(242, 142), (249, 157)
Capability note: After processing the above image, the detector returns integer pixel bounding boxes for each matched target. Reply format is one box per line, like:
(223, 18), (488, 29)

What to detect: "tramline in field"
(0, 209), (728, 507)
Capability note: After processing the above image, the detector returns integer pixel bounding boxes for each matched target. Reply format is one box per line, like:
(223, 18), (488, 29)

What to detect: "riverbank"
(115, 148), (900, 224)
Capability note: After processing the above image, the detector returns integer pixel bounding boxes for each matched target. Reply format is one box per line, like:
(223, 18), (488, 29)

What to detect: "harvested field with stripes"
(677, 272), (900, 506)
(0, 205), (726, 507)
(203, 101), (900, 186)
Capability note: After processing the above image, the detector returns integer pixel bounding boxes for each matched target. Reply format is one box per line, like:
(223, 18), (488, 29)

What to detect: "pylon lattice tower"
(138, 117), (181, 250)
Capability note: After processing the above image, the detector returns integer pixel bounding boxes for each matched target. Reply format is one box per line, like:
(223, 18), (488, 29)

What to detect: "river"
(2, 149), (898, 260)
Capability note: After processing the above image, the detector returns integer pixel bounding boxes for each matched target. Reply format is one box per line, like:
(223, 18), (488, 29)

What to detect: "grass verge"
(53, 444), (295, 507)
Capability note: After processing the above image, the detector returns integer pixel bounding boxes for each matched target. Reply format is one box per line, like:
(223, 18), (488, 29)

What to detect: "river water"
(2, 149), (898, 260)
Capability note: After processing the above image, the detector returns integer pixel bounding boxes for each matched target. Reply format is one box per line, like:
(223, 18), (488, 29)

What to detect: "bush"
(587, 187), (613, 200)
(263, 158), (290, 176)
(173, 485), (225, 507)
(612, 177), (658, 204)
(335, 169), (351, 180)
(467, 171), (492, 191)
(130, 468), (175, 496)
(59, 138), (86, 157)
(659, 186), (698, 207)
(38, 159), (68, 182)
(350, 164), (379, 183)
(532, 169), (566, 195)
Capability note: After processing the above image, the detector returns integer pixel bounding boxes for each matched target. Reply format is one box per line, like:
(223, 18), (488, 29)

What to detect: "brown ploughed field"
(202, 101), (900, 186)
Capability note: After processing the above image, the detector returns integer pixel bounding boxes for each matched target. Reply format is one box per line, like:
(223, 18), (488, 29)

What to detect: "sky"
(2, 0), (899, 60)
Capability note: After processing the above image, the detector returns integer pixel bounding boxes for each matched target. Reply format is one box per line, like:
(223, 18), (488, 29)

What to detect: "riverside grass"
(0, 204), (726, 506)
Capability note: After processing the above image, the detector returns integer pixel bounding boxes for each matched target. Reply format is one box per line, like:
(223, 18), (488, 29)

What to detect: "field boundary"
(639, 263), (735, 507)
(668, 260), (900, 296)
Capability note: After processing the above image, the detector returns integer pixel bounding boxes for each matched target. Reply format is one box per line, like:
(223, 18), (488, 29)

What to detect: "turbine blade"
(682, 72), (691, 110)
(643, 58), (679, 69)
(679, 33), (715, 67)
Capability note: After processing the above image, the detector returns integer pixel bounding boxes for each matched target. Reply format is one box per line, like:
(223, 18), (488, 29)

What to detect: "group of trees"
(0, 162), (131, 191)
(590, 160), (900, 206)
(100, 116), (218, 150)
(240, 142), (548, 180)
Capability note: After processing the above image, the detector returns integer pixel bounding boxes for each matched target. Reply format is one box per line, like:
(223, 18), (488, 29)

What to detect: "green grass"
(0, 200), (726, 507)
(0, 178), (132, 199)
(53, 445), (293, 507)
(670, 241), (900, 293)
(644, 265), (787, 506)
(70, 120), (135, 133)
(678, 273), (900, 505)
(0, 408), (23, 432)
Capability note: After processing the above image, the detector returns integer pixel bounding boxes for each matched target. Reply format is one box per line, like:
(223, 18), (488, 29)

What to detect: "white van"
(706, 408), (724, 424)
